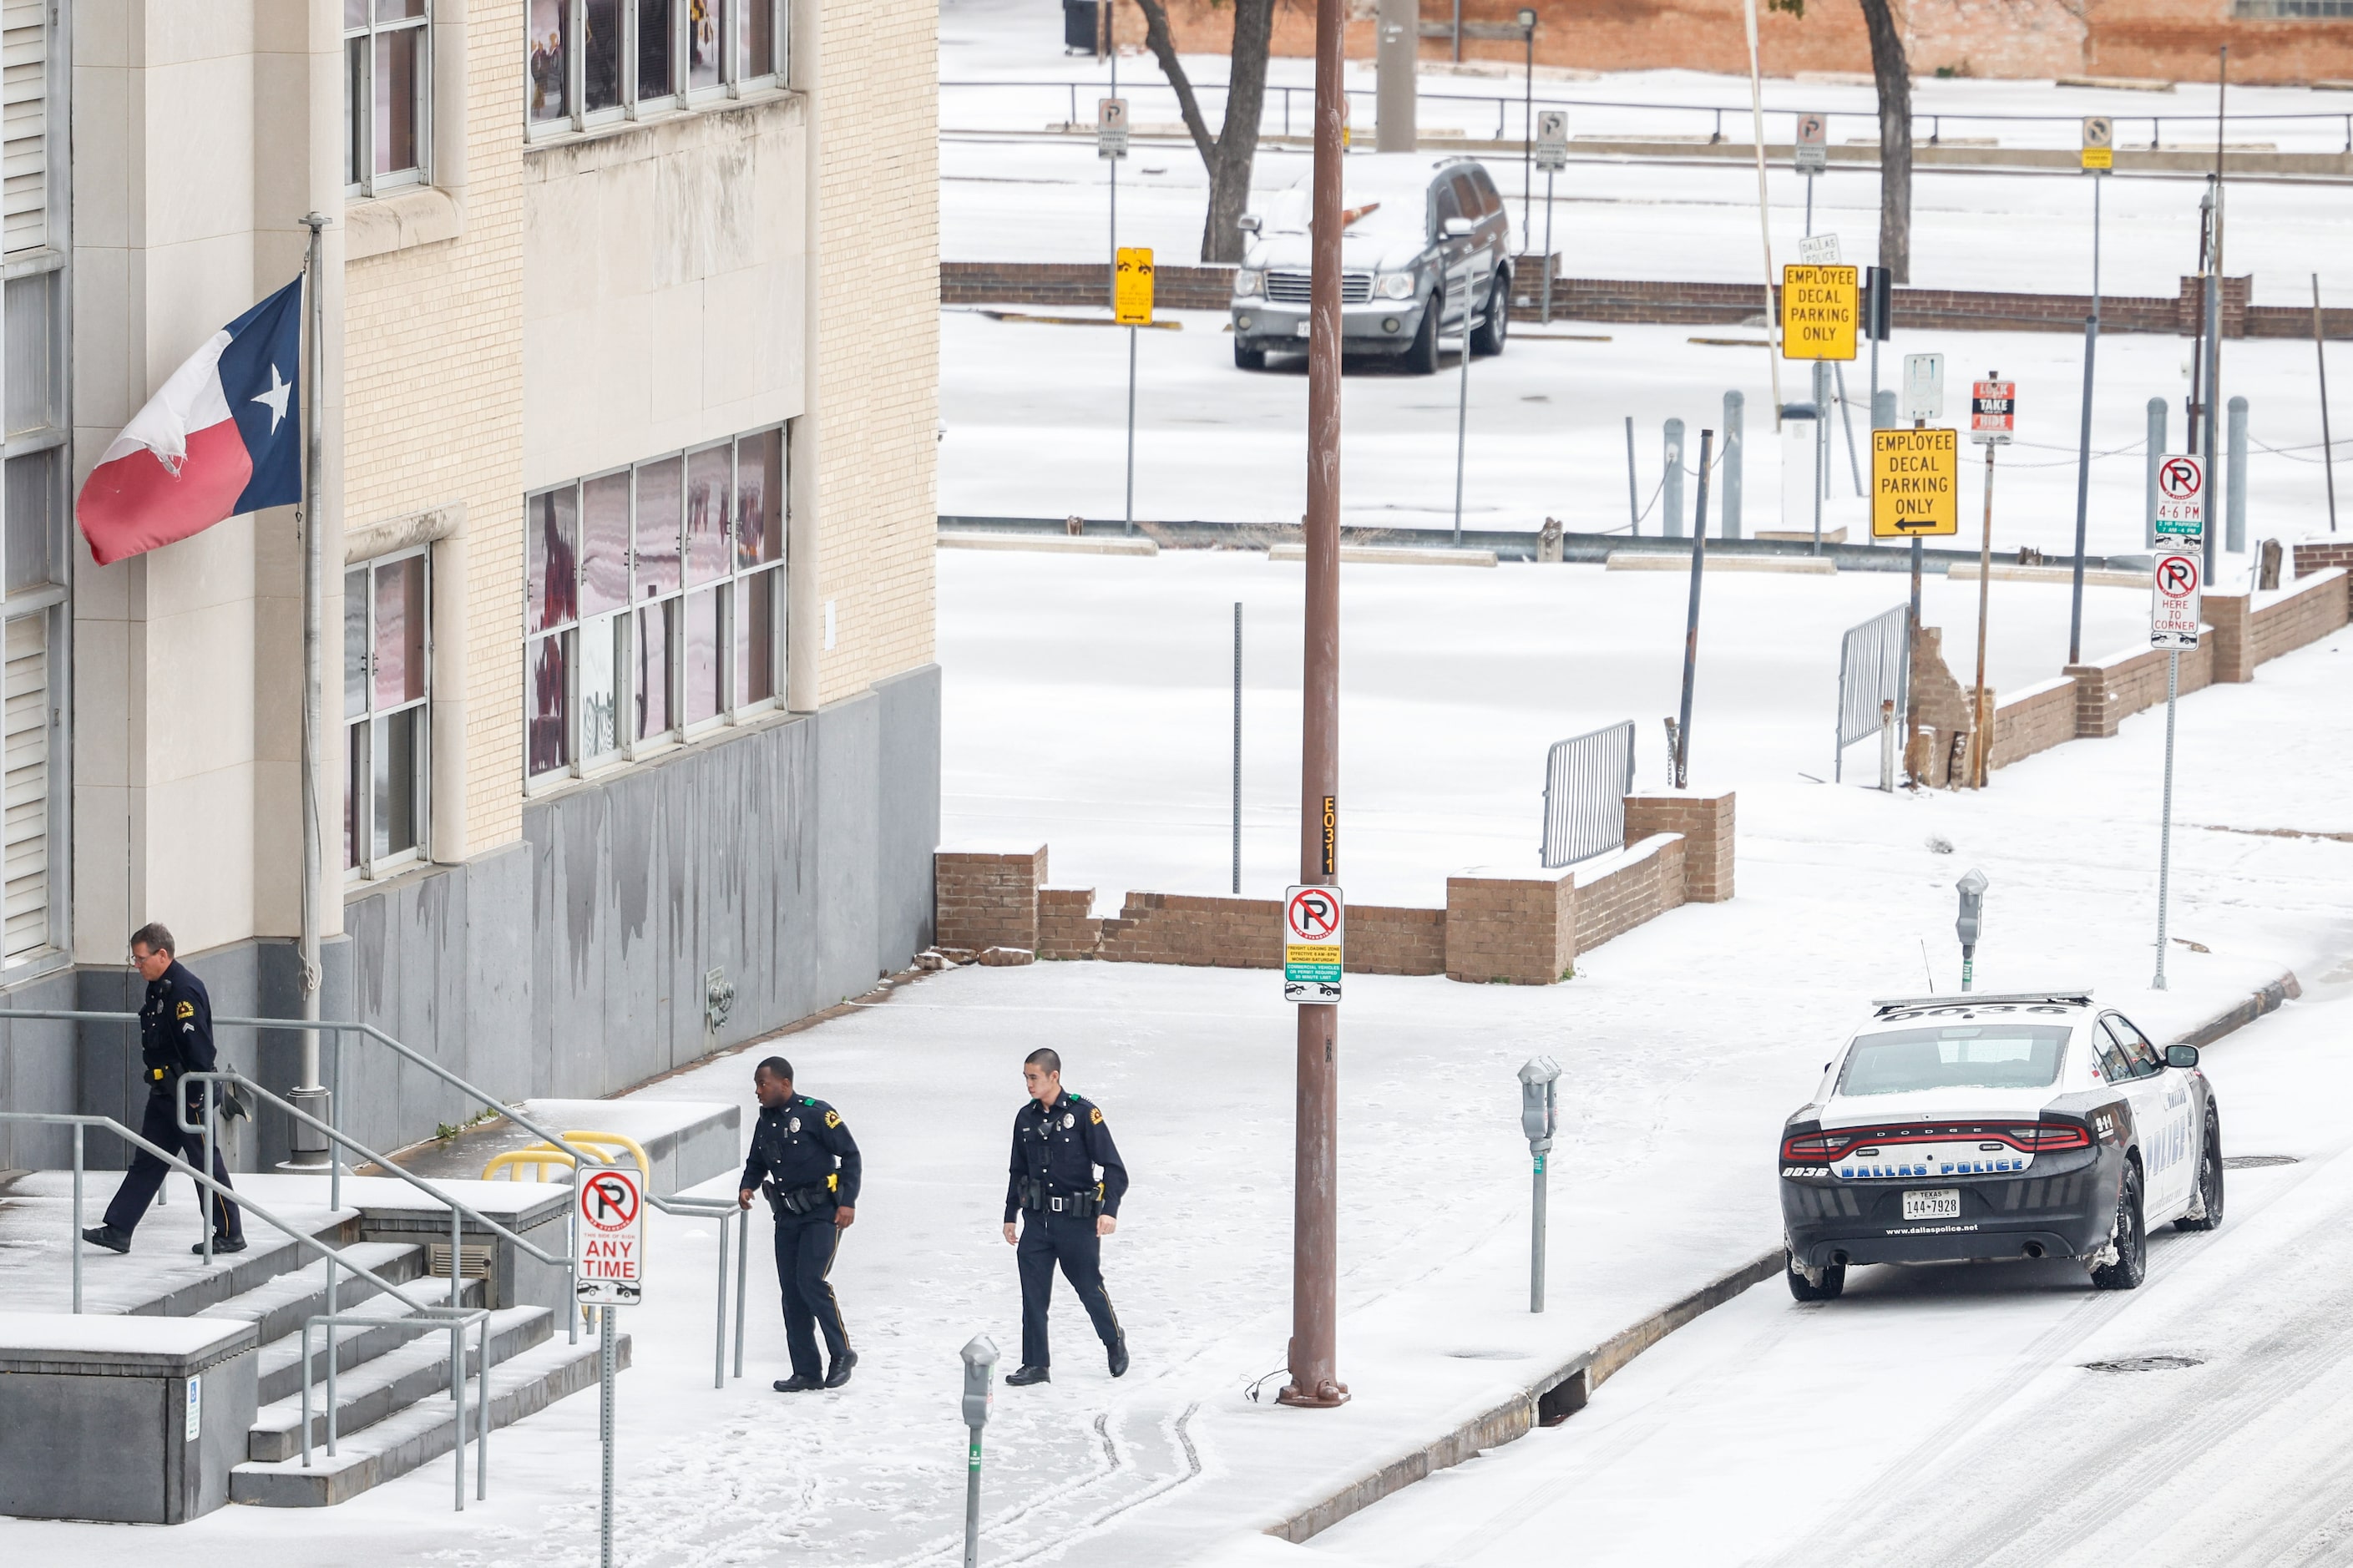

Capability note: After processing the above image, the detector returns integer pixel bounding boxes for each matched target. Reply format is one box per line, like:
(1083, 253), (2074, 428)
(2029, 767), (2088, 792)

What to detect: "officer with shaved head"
(1001, 1047), (1129, 1386)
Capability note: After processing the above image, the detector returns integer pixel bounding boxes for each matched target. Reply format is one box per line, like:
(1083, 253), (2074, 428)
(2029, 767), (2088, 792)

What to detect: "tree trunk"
(1133, 0), (1278, 262)
(1858, 0), (1911, 284)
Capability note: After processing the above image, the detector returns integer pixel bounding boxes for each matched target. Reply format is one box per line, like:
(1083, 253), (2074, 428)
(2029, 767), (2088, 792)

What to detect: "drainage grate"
(429, 1242), (494, 1279)
(2224, 1155), (2300, 1169)
(2082, 1355), (2204, 1373)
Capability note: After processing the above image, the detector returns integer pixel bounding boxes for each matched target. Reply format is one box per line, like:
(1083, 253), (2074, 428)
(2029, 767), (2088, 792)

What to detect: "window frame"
(344, 0), (434, 200)
(524, 422), (790, 792)
(528, 0), (787, 140)
(345, 546), (433, 883)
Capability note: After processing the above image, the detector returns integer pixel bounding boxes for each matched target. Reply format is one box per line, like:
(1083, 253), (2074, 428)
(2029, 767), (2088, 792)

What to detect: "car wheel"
(2175, 1110), (2226, 1232)
(1234, 340), (1268, 371)
(2090, 1160), (2148, 1290)
(1402, 296), (1440, 375)
(1786, 1254), (1844, 1302)
(1470, 268), (1510, 357)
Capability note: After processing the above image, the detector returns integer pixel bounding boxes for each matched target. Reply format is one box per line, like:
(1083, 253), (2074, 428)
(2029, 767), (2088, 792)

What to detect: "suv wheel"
(2090, 1161), (2148, 1290)
(1470, 269), (1510, 357)
(2175, 1110), (2225, 1232)
(1402, 296), (1440, 375)
(1234, 339), (1268, 372)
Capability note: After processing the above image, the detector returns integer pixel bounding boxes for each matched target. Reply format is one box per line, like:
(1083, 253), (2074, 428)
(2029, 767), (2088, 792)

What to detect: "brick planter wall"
(1445, 867), (1576, 985)
(2252, 568), (2350, 665)
(936, 847), (1047, 952)
(2064, 640), (2216, 736)
(1571, 834), (1687, 953)
(1039, 888), (1105, 959)
(1988, 677), (2077, 770)
(1623, 792), (1733, 902)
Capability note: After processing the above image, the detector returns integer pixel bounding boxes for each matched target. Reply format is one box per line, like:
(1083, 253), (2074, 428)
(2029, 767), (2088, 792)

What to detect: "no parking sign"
(2151, 552), (2202, 650)
(574, 1165), (645, 1306)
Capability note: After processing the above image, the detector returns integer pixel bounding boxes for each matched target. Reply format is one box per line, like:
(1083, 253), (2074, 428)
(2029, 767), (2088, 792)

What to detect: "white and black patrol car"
(1779, 990), (2223, 1301)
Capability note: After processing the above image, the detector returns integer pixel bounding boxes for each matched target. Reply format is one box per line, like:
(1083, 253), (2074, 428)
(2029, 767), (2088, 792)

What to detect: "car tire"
(1470, 268), (1510, 357)
(2090, 1160), (2148, 1290)
(1234, 340), (1268, 371)
(1786, 1254), (1844, 1302)
(2175, 1110), (2226, 1232)
(1402, 296), (1440, 375)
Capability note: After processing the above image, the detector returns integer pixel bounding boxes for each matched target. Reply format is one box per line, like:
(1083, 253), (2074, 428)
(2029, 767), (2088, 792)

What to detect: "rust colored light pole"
(1280, 0), (1349, 1413)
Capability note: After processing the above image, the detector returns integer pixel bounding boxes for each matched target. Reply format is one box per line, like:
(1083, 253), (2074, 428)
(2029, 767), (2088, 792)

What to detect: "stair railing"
(299, 1304), (491, 1510)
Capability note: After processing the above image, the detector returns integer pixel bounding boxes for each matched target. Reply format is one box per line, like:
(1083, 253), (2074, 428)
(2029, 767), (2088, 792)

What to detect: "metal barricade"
(1539, 721), (1636, 868)
(1835, 605), (1910, 782)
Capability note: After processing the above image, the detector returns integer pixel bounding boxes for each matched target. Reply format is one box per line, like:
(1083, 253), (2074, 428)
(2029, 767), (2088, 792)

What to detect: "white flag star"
(252, 362), (292, 434)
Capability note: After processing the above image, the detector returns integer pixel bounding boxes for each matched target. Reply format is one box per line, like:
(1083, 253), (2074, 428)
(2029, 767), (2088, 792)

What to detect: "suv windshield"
(1836, 1024), (2071, 1096)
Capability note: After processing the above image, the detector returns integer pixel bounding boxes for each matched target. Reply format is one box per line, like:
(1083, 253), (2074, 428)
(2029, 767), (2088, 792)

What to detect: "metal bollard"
(2145, 397), (2168, 549)
(2226, 395), (2249, 554)
(1879, 699), (1898, 792)
(1517, 1058), (1561, 1313)
(1662, 418), (1686, 539)
(960, 1336), (1001, 1568)
(1721, 391), (1744, 539)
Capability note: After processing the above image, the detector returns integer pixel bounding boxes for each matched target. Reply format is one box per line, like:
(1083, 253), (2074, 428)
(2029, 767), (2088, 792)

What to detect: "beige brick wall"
(936, 847), (1046, 952)
(814, 0), (939, 706)
(2065, 639), (2214, 738)
(1445, 868), (1575, 985)
(2251, 568), (2350, 667)
(1988, 678), (2077, 771)
(1571, 834), (1687, 953)
(1624, 792), (1733, 903)
(342, 0), (528, 857)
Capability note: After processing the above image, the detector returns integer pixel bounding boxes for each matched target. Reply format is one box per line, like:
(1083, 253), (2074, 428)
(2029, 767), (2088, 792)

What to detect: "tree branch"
(1131, 0), (1222, 169)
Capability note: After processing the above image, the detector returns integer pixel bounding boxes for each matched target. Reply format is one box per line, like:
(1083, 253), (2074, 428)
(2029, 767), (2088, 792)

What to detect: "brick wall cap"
(1571, 832), (1683, 888)
(938, 843), (1048, 858)
(1998, 675), (2077, 706)
(2254, 565), (2345, 611)
(1450, 863), (1578, 888)
(1624, 787), (1735, 805)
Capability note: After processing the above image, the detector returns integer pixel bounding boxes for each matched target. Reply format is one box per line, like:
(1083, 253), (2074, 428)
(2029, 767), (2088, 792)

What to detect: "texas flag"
(75, 278), (303, 567)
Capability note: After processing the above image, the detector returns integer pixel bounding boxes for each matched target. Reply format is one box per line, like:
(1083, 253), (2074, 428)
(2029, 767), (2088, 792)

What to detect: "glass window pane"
(529, 0), (569, 122)
(346, 721), (367, 867)
(373, 554), (427, 708)
(346, 37), (369, 184)
(637, 0), (675, 98)
(344, 568), (370, 720)
(634, 601), (673, 739)
(529, 631), (571, 776)
(580, 611), (621, 760)
(7, 272), (60, 438)
(346, 0), (371, 30)
(740, 0), (773, 76)
(685, 442), (731, 585)
(685, 588), (721, 725)
(374, 708), (423, 858)
(3, 448), (57, 594)
(377, 0), (425, 18)
(733, 568), (776, 706)
(585, 0), (622, 110)
(736, 427), (782, 567)
(375, 25), (423, 176)
(689, 0), (723, 87)
(633, 458), (681, 597)
(527, 486), (578, 633)
(580, 471), (630, 615)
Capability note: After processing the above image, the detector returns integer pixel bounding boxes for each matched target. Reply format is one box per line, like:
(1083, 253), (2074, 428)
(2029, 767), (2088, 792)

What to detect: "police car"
(1779, 991), (2224, 1301)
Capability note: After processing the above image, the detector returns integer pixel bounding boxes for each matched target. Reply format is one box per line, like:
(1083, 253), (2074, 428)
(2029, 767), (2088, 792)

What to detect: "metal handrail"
(0, 1108), (432, 1316)
(299, 1305), (489, 1510)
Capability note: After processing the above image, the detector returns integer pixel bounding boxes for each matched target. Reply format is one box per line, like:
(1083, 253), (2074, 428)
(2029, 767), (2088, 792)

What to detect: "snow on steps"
(244, 1302), (542, 1461)
(230, 1329), (628, 1507)
(193, 1240), (429, 1348)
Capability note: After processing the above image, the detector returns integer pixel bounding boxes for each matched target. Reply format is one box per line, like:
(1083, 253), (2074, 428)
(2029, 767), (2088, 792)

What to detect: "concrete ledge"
(393, 1099), (740, 1196)
(2174, 969), (2303, 1050)
(1268, 544), (1499, 568)
(1607, 550), (1838, 574)
(1949, 559), (2150, 589)
(0, 1314), (256, 1378)
(939, 530), (1158, 556)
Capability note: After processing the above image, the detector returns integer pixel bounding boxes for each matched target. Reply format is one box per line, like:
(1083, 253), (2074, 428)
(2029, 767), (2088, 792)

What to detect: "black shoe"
(772, 1374), (821, 1393)
(80, 1225), (130, 1254)
(823, 1350), (858, 1389)
(1108, 1336), (1130, 1378)
(1004, 1363), (1050, 1387)
(192, 1235), (247, 1257)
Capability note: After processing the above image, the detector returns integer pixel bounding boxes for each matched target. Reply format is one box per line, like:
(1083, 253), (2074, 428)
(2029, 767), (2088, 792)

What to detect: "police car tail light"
(2009, 1123), (2091, 1152)
(1780, 1131), (1854, 1164)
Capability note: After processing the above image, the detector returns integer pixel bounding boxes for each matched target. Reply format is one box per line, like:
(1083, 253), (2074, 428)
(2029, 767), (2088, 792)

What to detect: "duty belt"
(1022, 1179), (1100, 1218)
(767, 1177), (836, 1216)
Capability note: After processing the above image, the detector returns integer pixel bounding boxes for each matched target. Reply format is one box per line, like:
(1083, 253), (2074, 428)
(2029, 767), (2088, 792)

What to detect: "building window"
(346, 551), (431, 878)
(528, 0), (787, 136)
(2230, 0), (2353, 13)
(525, 424), (787, 783)
(346, 0), (432, 195)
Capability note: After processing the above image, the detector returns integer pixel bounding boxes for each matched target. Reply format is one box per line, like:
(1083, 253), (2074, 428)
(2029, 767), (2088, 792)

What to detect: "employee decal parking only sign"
(1779, 264), (1858, 361)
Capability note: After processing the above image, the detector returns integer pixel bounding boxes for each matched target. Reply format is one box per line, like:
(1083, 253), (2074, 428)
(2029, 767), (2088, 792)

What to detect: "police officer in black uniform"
(1002, 1047), (1129, 1386)
(736, 1055), (862, 1392)
(82, 924), (246, 1257)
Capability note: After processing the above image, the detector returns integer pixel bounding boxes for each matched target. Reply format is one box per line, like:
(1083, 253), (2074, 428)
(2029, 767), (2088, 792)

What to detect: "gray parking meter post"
(1955, 869), (1988, 993)
(960, 1335), (1000, 1568)
(1518, 1056), (1562, 1312)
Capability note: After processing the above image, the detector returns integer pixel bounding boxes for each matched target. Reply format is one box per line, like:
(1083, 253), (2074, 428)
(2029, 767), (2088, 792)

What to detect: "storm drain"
(2224, 1155), (2300, 1169)
(2082, 1355), (2204, 1373)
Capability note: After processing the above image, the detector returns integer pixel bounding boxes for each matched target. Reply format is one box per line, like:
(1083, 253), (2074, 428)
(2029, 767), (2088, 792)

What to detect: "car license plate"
(1294, 321), (1312, 338)
(1903, 1188), (1961, 1221)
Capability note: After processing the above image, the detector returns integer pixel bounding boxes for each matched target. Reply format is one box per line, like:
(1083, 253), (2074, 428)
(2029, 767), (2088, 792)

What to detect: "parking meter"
(959, 1336), (999, 1568)
(1955, 869), (1988, 991)
(1517, 1057), (1561, 1313)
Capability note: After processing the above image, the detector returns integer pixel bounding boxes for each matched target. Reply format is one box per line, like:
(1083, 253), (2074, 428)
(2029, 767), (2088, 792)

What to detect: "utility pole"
(1279, 0), (1347, 1414)
(1375, 0), (1416, 152)
(2203, 47), (2228, 579)
(2318, 274), (2340, 533)
(2068, 127), (2105, 666)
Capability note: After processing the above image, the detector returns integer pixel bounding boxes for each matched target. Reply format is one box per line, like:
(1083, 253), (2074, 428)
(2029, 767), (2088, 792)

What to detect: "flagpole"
(291, 211), (329, 1166)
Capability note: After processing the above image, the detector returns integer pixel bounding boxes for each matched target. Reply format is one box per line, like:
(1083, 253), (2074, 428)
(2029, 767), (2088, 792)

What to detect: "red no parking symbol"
(2158, 458), (2204, 502)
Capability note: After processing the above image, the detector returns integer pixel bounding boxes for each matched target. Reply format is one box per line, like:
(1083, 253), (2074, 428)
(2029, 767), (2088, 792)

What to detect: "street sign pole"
(2154, 650), (2178, 991)
(1282, 0), (1347, 1412)
(1115, 248), (1153, 534)
(1675, 428), (1716, 788)
(1541, 169), (1555, 322)
(1125, 324), (1137, 533)
(2147, 453), (2204, 988)
(1535, 112), (1566, 326)
(600, 1303), (616, 1568)
(1452, 258), (1470, 548)
(1967, 373), (2016, 787)
(573, 1161), (645, 1568)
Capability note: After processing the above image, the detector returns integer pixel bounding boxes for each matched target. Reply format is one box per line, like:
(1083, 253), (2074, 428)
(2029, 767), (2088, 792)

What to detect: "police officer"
(1001, 1047), (1128, 1386)
(81, 924), (246, 1257)
(736, 1055), (861, 1393)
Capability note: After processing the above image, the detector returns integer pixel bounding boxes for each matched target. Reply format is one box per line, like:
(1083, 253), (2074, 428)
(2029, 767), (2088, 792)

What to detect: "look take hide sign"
(1780, 264), (1858, 361)
(1871, 427), (1960, 537)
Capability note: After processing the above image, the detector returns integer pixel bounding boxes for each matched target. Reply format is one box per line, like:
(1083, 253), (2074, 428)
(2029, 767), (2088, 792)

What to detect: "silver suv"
(1229, 153), (1514, 374)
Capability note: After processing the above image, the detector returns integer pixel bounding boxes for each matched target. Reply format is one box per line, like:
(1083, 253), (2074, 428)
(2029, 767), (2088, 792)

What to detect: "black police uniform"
(101, 959), (243, 1242)
(1005, 1090), (1128, 1372)
(740, 1095), (862, 1383)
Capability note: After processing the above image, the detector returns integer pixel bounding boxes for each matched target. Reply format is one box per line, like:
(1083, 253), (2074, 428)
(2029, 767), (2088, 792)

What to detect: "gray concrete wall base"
(0, 1345), (257, 1524)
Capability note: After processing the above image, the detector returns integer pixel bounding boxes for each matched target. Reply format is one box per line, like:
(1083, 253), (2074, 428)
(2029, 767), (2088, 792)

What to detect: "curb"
(1263, 964), (2304, 1545)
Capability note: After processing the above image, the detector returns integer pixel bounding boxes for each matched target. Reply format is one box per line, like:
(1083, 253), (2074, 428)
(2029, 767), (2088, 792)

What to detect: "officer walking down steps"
(737, 1056), (861, 1393)
(1002, 1048), (1129, 1387)
(82, 924), (247, 1257)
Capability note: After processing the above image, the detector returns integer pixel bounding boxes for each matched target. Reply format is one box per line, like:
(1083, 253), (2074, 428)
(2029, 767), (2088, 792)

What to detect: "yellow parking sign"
(1780, 264), (1858, 361)
(1871, 427), (1959, 537)
(1115, 247), (1155, 326)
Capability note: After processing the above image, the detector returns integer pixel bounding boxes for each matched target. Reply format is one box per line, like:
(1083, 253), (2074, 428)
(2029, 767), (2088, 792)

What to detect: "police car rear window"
(1837, 1024), (2070, 1096)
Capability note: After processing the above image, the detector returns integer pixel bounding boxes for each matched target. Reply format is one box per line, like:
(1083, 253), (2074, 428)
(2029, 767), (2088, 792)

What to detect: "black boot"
(823, 1349), (858, 1389)
(192, 1235), (248, 1257)
(80, 1225), (130, 1254)
(773, 1373), (822, 1393)
(1004, 1364), (1051, 1387)
(1107, 1335), (1129, 1378)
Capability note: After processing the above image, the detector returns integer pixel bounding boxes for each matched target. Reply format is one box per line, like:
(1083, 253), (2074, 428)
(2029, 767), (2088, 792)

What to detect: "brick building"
(0, 0), (939, 1168)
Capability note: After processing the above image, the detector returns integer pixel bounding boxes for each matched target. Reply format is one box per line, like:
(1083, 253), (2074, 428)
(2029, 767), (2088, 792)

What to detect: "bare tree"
(1132, 0), (1278, 262)
(1772, 0), (1912, 281)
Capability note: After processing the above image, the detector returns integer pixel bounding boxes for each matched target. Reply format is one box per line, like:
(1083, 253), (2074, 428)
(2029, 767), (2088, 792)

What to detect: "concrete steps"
(194, 1241), (429, 1348)
(252, 1284), (483, 1406)
(230, 1329), (628, 1507)
(243, 1304), (548, 1462)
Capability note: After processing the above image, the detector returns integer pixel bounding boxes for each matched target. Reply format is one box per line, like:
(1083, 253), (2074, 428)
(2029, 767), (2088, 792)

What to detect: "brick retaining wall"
(2064, 640), (2217, 736)
(1989, 677), (2078, 771)
(1624, 792), (1733, 903)
(936, 847), (1046, 952)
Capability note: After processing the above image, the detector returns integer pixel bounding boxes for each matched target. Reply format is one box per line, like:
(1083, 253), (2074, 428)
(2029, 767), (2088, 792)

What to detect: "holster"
(766, 1176), (837, 1216)
(1021, 1178), (1100, 1219)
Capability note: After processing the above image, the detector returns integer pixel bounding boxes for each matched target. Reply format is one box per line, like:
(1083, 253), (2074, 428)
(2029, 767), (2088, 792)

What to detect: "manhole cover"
(1445, 1349), (1532, 1361)
(2224, 1155), (2299, 1169)
(2082, 1355), (2204, 1373)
